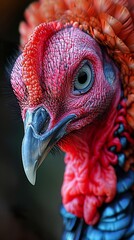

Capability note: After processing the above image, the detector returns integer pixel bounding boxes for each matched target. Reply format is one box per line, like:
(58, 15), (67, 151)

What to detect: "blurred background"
(0, 1), (65, 239)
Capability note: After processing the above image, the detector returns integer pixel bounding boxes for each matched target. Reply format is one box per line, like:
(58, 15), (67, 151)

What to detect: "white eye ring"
(73, 62), (94, 94)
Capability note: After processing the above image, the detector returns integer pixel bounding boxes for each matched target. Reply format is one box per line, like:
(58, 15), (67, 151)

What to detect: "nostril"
(33, 107), (50, 135)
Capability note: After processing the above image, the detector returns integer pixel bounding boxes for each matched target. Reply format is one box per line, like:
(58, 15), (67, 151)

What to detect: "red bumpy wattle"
(59, 96), (134, 225)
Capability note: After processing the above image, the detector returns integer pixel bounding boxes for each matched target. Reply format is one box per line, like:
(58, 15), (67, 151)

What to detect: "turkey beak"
(22, 107), (76, 185)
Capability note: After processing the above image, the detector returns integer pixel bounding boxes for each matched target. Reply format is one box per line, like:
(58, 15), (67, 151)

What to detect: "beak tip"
(24, 166), (37, 186)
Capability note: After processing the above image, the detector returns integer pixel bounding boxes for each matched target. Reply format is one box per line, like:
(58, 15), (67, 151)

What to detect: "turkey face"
(41, 26), (121, 133)
(11, 23), (121, 184)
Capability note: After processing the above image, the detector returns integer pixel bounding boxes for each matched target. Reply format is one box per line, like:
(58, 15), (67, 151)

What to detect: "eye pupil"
(78, 72), (87, 84)
(73, 61), (94, 94)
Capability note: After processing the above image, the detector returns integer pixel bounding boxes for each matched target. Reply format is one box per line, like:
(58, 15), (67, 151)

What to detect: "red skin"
(11, 23), (121, 225)
(59, 107), (119, 224)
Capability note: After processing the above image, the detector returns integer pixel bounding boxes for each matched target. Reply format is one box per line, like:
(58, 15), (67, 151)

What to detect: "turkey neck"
(59, 94), (121, 225)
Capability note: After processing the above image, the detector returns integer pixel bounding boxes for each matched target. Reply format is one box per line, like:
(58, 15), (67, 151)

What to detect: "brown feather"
(99, 13), (122, 35)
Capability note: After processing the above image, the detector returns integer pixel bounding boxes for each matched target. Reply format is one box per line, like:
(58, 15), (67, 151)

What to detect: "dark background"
(0, 1), (65, 239)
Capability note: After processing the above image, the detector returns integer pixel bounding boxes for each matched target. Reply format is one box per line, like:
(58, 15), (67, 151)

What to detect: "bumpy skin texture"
(43, 28), (121, 225)
(19, 0), (134, 129)
(11, 26), (121, 225)
(11, 0), (134, 238)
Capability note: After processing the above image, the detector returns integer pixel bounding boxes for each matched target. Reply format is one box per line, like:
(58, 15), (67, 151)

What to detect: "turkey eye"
(73, 63), (93, 94)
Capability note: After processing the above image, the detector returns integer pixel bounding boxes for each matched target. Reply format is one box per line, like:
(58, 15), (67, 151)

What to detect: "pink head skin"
(11, 22), (121, 225)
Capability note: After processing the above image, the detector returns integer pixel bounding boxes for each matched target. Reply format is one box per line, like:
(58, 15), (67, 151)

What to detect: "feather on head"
(19, 0), (134, 129)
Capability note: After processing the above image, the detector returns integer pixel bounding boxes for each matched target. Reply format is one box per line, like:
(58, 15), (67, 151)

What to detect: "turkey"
(11, 0), (134, 239)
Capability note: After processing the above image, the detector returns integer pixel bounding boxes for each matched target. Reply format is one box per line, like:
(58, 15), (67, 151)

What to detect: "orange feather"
(19, 0), (134, 130)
